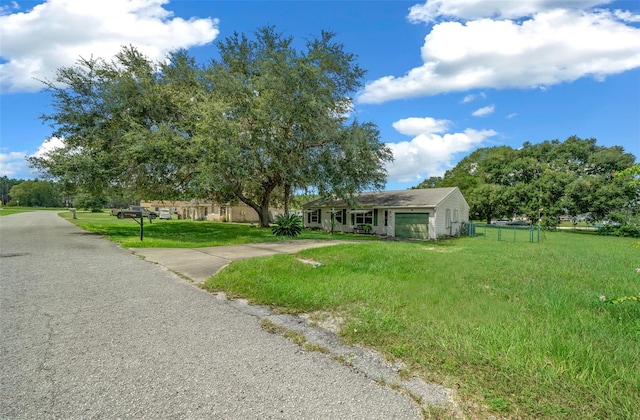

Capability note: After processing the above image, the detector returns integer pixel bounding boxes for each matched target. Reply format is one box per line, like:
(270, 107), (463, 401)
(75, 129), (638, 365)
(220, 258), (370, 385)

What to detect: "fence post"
(529, 226), (533, 243)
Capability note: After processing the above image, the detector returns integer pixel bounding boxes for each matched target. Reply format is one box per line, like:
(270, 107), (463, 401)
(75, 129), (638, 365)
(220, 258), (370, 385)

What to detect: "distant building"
(140, 199), (281, 223)
(302, 187), (469, 240)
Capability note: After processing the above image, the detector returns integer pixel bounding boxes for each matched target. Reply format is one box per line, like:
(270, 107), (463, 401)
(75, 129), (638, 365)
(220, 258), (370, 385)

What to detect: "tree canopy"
(413, 136), (637, 225)
(9, 180), (62, 207)
(30, 27), (392, 227)
(0, 176), (23, 205)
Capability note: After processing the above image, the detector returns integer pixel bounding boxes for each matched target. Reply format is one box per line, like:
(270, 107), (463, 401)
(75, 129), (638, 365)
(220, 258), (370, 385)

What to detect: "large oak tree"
(195, 27), (391, 226)
(30, 27), (392, 227)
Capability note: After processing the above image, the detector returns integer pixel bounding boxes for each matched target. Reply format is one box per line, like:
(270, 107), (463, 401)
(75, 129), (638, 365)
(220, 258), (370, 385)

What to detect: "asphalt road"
(0, 211), (421, 419)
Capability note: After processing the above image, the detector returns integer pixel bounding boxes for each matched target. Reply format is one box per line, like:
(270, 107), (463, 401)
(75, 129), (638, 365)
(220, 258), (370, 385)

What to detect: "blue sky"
(1, 0), (639, 191)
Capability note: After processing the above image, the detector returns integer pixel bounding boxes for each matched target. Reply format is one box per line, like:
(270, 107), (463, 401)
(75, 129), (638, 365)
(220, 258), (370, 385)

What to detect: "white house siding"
(433, 189), (469, 238)
(302, 188), (469, 240)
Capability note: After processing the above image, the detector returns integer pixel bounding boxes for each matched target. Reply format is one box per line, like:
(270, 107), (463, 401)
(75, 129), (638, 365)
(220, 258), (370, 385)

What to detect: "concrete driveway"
(130, 240), (354, 284)
(0, 211), (427, 419)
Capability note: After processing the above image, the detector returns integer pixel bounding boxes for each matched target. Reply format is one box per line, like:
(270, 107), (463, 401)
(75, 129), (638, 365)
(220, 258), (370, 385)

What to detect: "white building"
(302, 187), (469, 240)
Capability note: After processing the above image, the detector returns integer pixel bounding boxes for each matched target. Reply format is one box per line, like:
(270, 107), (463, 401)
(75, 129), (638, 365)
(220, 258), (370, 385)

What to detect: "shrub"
(597, 224), (640, 238)
(271, 213), (303, 238)
(72, 192), (106, 212)
(541, 216), (559, 230)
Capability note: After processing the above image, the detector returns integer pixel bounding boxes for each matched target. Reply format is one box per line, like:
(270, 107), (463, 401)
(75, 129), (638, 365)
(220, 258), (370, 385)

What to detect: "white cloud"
(407, 0), (612, 23)
(385, 118), (496, 183)
(32, 137), (65, 159)
(506, 113), (518, 119)
(359, 3), (640, 104)
(0, 151), (27, 177)
(614, 9), (640, 23)
(0, 0), (220, 93)
(0, 137), (67, 178)
(461, 92), (485, 103)
(0, 1), (20, 15)
(472, 105), (494, 117)
(392, 117), (451, 136)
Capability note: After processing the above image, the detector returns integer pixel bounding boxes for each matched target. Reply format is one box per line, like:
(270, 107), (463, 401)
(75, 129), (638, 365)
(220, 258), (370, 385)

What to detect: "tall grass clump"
(204, 232), (640, 419)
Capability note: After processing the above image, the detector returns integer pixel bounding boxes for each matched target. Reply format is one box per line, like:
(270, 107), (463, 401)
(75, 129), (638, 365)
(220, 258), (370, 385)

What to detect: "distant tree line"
(1, 177), (66, 207)
(0, 176), (22, 205)
(413, 136), (638, 227)
(0, 176), (140, 210)
(29, 26), (392, 227)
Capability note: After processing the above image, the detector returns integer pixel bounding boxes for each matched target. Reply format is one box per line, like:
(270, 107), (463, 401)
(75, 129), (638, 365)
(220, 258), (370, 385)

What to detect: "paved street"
(0, 211), (420, 419)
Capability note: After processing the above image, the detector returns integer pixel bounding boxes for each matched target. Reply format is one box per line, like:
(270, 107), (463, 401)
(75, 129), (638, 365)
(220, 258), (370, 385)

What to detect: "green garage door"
(395, 213), (429, 239)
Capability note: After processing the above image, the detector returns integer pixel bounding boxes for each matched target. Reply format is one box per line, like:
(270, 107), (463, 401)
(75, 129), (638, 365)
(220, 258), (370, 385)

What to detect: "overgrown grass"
(58, 210), (369, 247)
(203, 233), (640, 419)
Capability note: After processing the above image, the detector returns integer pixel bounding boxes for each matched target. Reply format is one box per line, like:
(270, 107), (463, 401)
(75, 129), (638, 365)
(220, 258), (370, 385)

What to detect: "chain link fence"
(466, 222), (541, 243)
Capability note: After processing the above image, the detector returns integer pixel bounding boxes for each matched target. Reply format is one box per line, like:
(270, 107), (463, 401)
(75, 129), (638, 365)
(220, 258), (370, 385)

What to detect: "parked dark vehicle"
(110, 206), (158, 220)
(506, 220), (530, 227)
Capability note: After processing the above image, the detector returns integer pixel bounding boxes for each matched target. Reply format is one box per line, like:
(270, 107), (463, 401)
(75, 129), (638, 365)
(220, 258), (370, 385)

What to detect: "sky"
(1, 0), (639, 192)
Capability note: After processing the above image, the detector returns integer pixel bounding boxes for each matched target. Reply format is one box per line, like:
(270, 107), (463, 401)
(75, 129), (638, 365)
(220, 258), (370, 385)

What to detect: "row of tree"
(413, 136), (638, 225)
(1, 177), (67, 207)
(0, 176), (22, 205)
(29, 27), (392, 227)
(0, 176), (142, 210)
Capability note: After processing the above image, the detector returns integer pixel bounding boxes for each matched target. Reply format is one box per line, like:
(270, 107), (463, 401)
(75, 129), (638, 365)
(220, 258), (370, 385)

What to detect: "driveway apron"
(130, 240), (355, 284)
(0, 211), (420, 419)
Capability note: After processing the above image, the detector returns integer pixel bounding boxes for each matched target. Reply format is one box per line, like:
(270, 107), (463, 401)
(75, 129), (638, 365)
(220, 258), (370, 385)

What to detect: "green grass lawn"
(59, 210), (370, 247)
(203, 232), (640, 419)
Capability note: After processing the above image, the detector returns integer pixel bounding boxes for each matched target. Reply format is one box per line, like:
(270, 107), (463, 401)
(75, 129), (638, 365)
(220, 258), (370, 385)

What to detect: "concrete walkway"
(130, 240), (353, 283)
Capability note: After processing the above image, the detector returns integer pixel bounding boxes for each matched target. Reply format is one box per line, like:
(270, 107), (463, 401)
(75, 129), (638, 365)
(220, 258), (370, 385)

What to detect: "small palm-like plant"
(363, 223), (373, 234)
(271, 213), (303, 238)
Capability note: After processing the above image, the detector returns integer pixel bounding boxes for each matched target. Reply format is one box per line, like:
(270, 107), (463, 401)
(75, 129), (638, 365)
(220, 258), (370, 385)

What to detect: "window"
(308, 209), (320, 223)
(446, 209), (451, 228)
(354, 211), (373, 226)
(453, 209), (459, 223)
(334, 209), (344, 225)
(384, 210), (388, 227)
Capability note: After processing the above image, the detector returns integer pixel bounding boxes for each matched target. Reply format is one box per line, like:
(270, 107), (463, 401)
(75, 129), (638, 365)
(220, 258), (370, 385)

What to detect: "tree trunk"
(258, 205), (270, 227)
(283, 182), (291, 215)
(258, 192), (272, 228)
(236, 184), (275, 228)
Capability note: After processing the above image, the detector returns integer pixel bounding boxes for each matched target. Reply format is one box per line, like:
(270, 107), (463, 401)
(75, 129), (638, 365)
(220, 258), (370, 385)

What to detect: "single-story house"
(302, 187), (469, 240)
(140, 199), (281, 222)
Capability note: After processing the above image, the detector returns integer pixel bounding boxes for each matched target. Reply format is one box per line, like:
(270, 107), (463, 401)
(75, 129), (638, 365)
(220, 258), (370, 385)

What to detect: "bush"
(271, 213), (303, 238)
(73, 192), (106, 212)
(597, 223), (640, 238)
(541, 216), (559, 230)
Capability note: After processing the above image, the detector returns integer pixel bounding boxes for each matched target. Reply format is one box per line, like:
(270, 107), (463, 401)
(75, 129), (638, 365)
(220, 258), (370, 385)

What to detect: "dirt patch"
(300, 310), (345, 334)
(423, 246), (461, 253)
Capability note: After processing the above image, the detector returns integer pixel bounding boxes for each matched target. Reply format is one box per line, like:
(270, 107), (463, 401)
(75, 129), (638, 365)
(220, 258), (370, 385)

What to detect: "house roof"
(304, 187), (463, 208)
